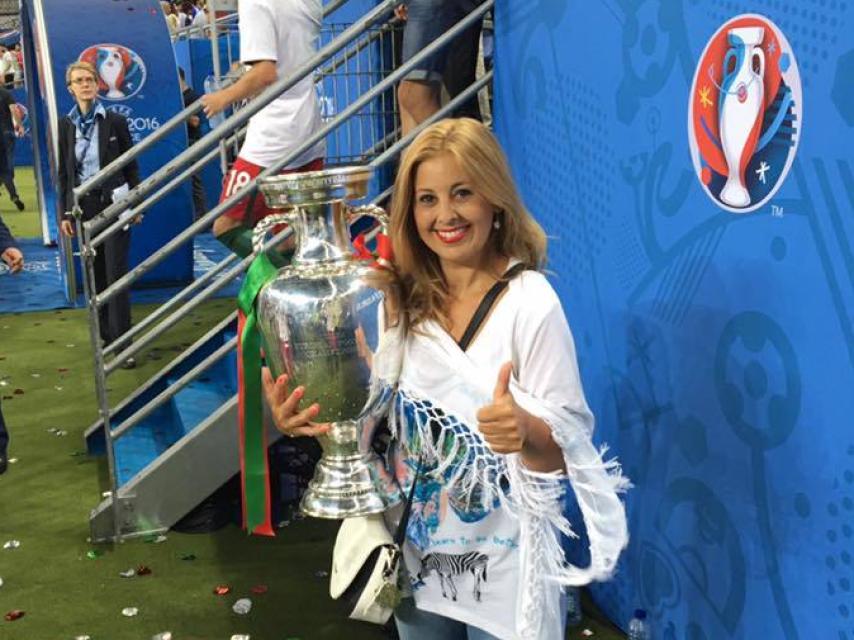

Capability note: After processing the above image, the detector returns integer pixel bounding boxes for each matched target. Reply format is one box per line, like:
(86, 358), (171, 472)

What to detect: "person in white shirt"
(200, 0), (325, 260)
(263, 118), (630, 639)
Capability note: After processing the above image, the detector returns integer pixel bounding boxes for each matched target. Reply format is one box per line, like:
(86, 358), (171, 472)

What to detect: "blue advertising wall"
(22, 0), (192, 290)
(494, 1), (854, 638)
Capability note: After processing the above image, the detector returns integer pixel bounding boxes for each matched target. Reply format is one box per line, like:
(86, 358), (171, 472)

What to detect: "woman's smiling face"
(412, 152), (496, 270)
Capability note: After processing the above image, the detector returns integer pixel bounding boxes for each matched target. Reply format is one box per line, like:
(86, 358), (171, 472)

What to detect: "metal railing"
(78, 0), (494, 540)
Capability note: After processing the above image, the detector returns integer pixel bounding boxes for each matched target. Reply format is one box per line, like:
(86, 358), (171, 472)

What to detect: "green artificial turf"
(0, 169), (626, 639)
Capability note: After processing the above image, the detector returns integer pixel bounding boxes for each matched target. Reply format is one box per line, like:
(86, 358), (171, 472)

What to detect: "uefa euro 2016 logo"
(78, 44), (146, 101)
(688, 15), (802, 213)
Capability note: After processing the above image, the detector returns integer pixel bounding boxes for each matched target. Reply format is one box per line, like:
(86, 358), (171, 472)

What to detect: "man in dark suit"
(0, 213), (23, 473)
(0, 84), (25, 211)
(58, 61), (140, 368)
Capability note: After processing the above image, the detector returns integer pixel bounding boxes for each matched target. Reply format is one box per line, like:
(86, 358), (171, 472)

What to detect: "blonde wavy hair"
(389, 118), (547, 328)
(65, 60), (99, 86)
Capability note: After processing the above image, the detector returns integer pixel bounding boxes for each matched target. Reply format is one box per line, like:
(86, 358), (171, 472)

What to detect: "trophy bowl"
(254, 166), (403, 519)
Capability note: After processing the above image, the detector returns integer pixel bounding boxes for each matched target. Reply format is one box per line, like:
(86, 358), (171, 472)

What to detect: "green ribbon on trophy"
(236, 252), (280, 536)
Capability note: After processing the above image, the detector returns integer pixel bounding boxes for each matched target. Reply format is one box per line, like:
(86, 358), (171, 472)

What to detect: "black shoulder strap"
(393, 455), (423, 547)
(457, 262), (528, 352)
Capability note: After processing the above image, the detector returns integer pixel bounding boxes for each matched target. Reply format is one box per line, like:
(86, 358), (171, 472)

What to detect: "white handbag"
(329, 513), (402, 624)
(330, 457), (423, 625)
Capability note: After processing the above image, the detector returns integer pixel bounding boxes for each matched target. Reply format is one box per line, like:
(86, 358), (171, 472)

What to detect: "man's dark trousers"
(0, 131), (19, 201)
(0, 398), (8, 455)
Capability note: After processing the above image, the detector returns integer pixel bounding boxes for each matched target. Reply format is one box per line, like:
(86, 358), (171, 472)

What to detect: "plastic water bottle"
(566, 587), (582, 626)
(628, 609), (650, 640)
(203, 75), (226, 129)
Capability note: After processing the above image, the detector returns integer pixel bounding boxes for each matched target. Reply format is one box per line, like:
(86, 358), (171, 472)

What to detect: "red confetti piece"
(4, 610), (25, 621)
(136, 565), (152, 576)
(250, 584), (268, 594)
(57, 368), (69, 373)
(213, 585), (231, 596)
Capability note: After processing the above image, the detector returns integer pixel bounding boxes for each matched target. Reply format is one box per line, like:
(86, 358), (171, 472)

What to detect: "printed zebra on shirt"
(417, 551), (489, 602)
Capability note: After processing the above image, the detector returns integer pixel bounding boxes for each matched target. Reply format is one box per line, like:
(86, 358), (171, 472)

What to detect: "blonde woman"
(264, 118), (629, 639)
(58, 61), (140, 367)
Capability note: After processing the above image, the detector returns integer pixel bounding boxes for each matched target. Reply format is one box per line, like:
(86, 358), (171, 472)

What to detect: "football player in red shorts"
(201, 0), (325, 258)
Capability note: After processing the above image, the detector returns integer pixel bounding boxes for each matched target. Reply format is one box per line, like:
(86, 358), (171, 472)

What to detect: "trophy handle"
(251, 211), (297, 255)
(347, 204), (389, 234)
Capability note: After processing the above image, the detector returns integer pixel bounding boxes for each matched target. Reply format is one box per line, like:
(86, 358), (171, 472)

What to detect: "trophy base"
(300, 453), (402, 519)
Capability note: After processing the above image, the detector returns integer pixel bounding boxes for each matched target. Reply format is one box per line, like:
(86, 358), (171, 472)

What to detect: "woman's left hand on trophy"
(262, 367), (332, 439)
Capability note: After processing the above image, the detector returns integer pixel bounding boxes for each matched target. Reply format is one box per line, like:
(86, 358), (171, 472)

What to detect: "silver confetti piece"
(119, 568), (136, 578)
(121, 607), (139, 617)
(3, 540), (21, 549)
(232, 598), (252, 615)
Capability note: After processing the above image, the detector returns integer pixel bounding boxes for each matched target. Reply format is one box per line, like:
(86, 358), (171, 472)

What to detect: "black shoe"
(120, 357), (137, 370)
(12, 197), (24, 211)
(0, 453), (7, 475)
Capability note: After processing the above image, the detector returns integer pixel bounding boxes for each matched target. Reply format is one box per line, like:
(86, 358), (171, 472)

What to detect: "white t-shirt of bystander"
(238, 0), (325, 169)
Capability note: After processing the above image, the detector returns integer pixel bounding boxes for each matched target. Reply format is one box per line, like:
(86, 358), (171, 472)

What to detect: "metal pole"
(88, 128), (243, 243)
(75, 0), (396, 208)
(102, 253), (239, 356)
(111, 337), (238, 441)
(323, 0), (351, 18)
(370, 71), (493, 168)
(102, 312), (237, 420)
(104, 227), (292, 373)
(94, 0), (492, 307)
(76, 211), (123, 542)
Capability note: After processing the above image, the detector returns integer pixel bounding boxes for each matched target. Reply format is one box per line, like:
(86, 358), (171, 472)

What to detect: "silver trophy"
(253, 166), (403, 519)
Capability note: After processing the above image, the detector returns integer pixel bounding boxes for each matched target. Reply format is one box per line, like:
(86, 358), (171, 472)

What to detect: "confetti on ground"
(230, 635), (251, 640)
(101, 491), (112, 498)
(144, 534), (168, 544)
(121, 607), (139, 617)
(13, 388), (23, 395)
(232, 598), (252, 615)
(136, 565), (152, 576)
(4, 610), (25, 621)
(250, 584), (268, 595)
(214, 585), (231, 596)
(0, 577), (4, 588)
(7, 458), (17, 464)
(74, 636), (91, 640)
(581, 630), (594, 637)
(86, 549), (103, 559)
(314, 570), (329, 579)
(152, 632), (173, 640)
(3, 540), (20, 550)
(120, 568), (136, 578)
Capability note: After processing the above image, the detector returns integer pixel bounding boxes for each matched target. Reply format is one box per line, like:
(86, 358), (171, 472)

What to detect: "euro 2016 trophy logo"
(688, 15), (802, 213)
(79, 44), (146, 101)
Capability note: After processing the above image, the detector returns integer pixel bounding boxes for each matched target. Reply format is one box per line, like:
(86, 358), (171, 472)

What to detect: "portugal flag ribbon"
(236, 252), (280, 536)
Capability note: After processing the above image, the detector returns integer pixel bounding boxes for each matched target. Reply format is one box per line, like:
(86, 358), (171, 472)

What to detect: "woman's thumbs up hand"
(476, 362), (531, 454)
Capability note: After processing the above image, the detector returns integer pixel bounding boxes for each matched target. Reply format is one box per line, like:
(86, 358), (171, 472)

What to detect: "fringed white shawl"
(390, 270), (630, 639)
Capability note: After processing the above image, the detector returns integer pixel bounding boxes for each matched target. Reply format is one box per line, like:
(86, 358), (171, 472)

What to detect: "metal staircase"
(78, 0), (494, 542)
